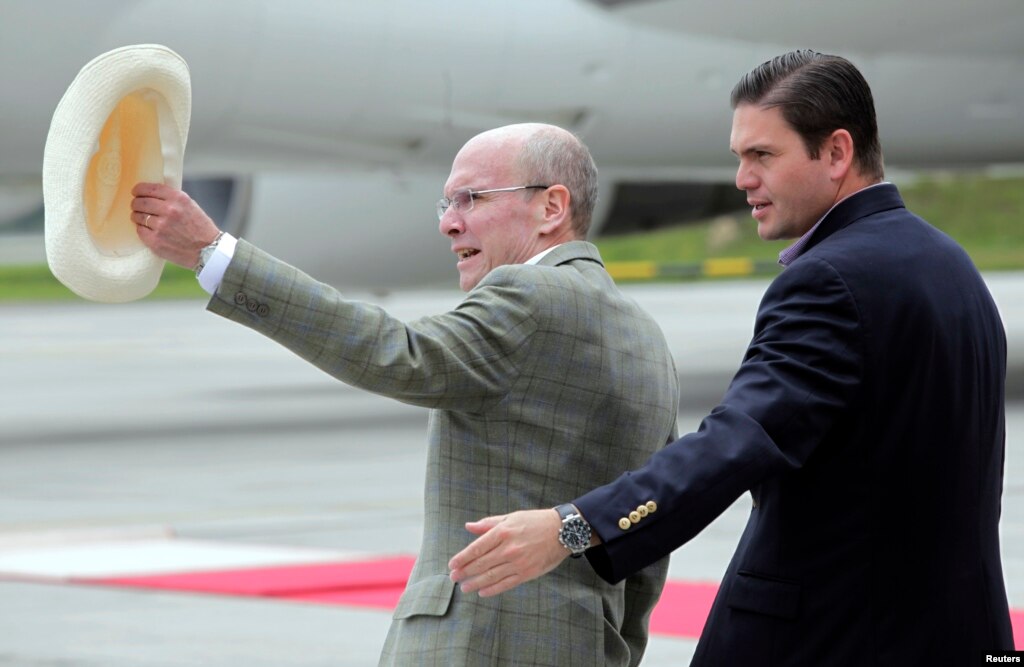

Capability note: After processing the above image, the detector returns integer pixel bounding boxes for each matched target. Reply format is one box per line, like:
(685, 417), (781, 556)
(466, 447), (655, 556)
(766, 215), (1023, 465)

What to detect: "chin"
(758, 221), (793, 242)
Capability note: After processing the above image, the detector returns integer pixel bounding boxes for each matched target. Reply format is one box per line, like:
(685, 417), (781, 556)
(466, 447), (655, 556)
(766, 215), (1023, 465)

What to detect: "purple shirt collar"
(778, 182), (890, 267)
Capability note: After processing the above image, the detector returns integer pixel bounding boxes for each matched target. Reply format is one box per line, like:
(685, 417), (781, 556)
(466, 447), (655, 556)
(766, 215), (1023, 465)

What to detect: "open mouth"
(457, 249), (479, 261)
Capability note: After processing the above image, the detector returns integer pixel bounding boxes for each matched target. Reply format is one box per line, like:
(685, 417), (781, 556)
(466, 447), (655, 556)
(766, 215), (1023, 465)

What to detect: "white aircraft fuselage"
(2, 0), (1021, 288)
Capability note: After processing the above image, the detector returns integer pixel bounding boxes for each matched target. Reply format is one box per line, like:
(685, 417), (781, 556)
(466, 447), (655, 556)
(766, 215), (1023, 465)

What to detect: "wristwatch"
(194, 231), (225, 275)
(555, 503), (591, 558)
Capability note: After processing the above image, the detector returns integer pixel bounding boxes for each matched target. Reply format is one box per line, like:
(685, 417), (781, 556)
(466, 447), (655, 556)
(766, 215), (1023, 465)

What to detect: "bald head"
(460, 123), (599, 238)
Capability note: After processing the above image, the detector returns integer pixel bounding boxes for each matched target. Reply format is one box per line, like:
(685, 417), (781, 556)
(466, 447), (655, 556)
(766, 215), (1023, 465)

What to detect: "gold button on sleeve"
(629, 511), (641, 524)
(636, 505), (649, 518)
(646, 500), (658, 513)
(618, 517), (632, 530)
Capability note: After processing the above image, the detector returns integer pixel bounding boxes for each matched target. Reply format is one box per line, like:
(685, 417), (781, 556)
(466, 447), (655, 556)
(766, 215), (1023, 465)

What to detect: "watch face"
(560, 516), (591, 552)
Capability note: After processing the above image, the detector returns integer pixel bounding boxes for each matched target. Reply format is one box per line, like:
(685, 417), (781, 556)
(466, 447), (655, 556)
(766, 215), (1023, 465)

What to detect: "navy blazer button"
(636, 505), (649, 518)
(646, 501), (658, 513)
(629, 511), (641, 524)
(618, 517), (632, 531)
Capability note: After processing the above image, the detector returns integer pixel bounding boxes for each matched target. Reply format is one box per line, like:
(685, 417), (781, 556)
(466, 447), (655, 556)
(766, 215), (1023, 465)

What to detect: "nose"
(737, 162), (761, 194)
(439, 208), (464, 237)
(735, 159), (758, 192)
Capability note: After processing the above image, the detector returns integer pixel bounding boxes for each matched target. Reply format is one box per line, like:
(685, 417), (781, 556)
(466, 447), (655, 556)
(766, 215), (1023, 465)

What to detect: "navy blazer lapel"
(803, 183), (906, 255)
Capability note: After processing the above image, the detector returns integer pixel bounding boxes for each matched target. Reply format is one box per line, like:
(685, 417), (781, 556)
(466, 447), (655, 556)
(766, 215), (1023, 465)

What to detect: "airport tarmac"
(1, 277), (1022, 665)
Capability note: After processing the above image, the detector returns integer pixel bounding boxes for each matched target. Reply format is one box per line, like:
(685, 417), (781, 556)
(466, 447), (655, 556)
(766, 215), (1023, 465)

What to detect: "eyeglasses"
(436, 185), (549, 220)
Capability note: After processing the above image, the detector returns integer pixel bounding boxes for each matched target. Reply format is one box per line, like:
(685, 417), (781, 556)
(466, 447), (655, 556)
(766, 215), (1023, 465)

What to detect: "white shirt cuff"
(197, 233), (238, 295)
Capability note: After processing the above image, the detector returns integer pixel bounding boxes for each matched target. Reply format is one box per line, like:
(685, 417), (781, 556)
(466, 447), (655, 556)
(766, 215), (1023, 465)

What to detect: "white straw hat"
(43, 44), (191, 303)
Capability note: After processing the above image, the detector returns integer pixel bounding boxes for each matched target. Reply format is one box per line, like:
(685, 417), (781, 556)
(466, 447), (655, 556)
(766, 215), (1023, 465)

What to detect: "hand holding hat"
(130, 182), (220, 270)
(43, 44), (191, 302)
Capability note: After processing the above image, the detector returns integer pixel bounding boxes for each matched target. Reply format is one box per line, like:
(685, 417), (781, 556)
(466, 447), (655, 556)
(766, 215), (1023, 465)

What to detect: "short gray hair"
(515, 126), (599, 238)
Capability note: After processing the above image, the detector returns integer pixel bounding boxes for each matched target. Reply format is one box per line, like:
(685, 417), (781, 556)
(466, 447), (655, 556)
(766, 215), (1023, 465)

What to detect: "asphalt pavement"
(1, 277), (1021, 665)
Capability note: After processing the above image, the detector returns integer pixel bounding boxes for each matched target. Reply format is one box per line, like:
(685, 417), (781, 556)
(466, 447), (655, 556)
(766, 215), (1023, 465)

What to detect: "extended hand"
(448, 509), (569, 597)
(131, 182), (221, 269)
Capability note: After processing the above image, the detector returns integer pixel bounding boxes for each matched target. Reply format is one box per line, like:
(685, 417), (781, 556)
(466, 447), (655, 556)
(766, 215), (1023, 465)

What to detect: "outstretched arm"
(448, 509), (601, 597)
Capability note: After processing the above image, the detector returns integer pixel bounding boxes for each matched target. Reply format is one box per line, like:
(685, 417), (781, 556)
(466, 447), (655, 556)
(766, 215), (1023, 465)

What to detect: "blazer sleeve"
(206, 239), (538, 411)
(577, 256), (865, 583)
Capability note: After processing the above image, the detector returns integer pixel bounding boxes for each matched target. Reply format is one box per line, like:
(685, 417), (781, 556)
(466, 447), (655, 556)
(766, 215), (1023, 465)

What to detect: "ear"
(826, 129), (856, 181)
(536, 184), (572, 236)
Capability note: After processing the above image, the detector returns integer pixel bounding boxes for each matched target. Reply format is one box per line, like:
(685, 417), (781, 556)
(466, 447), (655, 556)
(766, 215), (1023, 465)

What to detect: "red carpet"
(648, 579), (719, 637)
(89, 557), (415, 606)
(87, 557), (1024, 647)
(87, 556), (415, 610)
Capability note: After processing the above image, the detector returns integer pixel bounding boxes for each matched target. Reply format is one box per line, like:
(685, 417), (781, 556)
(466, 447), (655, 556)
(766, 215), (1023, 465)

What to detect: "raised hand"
(130, 182), (221, 268)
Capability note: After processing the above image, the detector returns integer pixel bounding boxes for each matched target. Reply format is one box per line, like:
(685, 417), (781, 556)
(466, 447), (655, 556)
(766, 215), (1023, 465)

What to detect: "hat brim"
(43, 44), (191, 303)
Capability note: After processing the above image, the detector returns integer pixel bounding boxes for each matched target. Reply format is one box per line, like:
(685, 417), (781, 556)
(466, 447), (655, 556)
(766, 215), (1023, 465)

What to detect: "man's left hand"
(448, 509), (569, 597)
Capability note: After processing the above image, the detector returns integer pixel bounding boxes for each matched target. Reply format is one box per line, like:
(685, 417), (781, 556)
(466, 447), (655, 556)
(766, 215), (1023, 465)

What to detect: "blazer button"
(256, 304), (269, 317)
(636, 505), (649, 518)
(234, 291), (246, 305)
(618, 517), (632, 531)
(629, 511), (641, 524)
(646, 501), (658, 513)
(246, 299), (259, 313)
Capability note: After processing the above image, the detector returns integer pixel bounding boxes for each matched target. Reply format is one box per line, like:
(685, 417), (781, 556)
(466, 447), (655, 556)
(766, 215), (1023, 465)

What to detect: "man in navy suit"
(450, 50), (1014, 664)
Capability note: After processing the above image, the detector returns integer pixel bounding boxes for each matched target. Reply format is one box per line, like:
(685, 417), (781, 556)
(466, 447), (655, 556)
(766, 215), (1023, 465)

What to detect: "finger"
(458, 562), (518, 595)
(452, 541), (512, 582)
(448, 518), (505, 571)
(448, 538), (500, 579)
(134, 216), (154, 241)
(130, 195), (160, 216)
(449, 535), (501, 576)
(131, 182), (169, 199)
(464, 515), (505, 536)
(132, 211), (154, 229)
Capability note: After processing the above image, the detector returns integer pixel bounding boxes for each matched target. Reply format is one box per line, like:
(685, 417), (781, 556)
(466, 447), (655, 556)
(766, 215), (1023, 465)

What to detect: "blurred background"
(1, 0), (1022, 297)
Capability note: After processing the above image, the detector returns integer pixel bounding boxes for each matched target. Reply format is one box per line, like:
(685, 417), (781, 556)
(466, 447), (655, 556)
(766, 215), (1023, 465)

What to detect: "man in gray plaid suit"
(130, 123), (679, 665)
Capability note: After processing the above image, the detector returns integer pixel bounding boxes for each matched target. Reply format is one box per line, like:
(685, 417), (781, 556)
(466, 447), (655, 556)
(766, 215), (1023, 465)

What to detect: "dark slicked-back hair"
(731, 50), (885, 181)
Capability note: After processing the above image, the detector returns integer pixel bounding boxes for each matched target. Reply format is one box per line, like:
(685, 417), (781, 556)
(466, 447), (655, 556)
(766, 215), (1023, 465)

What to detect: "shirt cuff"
(197, 232), (238, 295)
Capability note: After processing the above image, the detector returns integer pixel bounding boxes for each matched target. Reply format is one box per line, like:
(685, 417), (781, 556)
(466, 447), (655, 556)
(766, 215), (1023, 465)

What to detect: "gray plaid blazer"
(208, 240), (679, 666)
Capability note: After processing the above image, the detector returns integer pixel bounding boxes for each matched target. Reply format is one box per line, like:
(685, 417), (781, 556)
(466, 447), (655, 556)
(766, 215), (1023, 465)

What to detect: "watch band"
(555, 503), (578, 521)
(194, 231), (226, 275)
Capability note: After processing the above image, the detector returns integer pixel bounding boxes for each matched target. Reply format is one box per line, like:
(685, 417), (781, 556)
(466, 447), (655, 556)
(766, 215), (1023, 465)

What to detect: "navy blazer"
(576, 184), (1013, 664)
